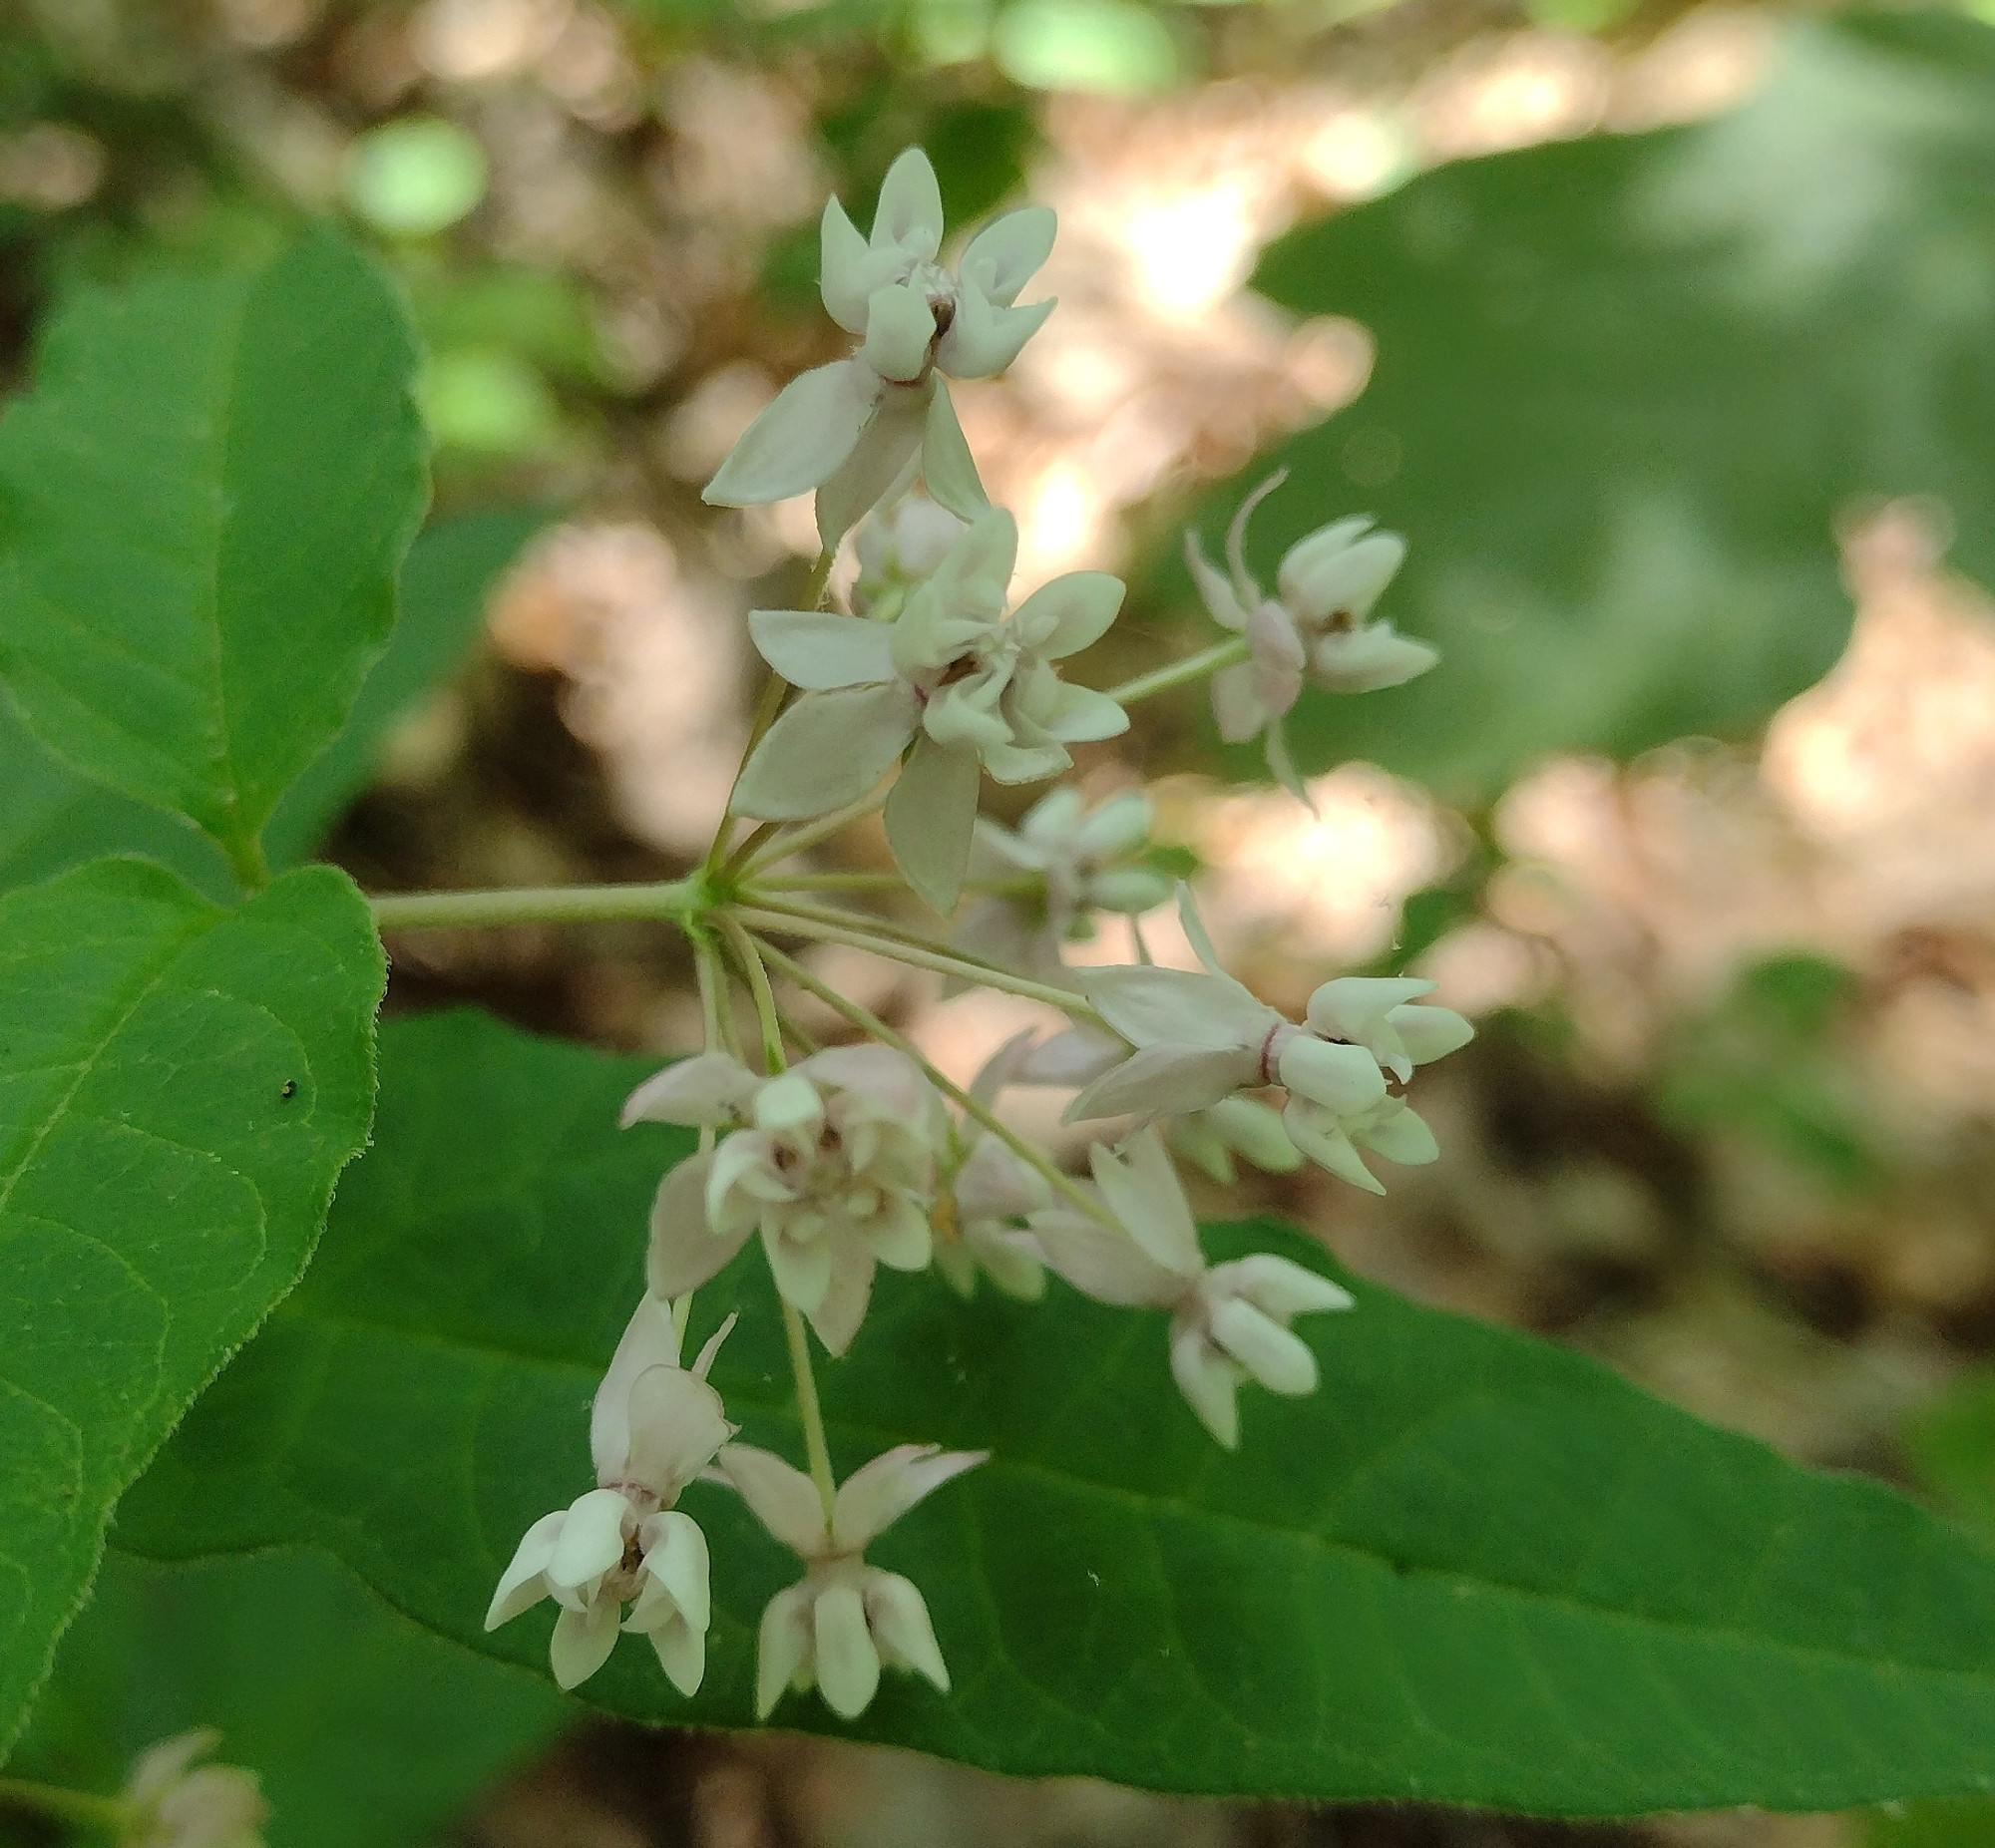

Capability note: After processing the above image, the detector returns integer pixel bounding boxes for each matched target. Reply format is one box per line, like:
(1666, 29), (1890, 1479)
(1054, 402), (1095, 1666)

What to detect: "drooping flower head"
(485, 1295), (735, 1692)
(1067, 889), (1472, 1194)
(1024, 1130), (1354, 1447)
(732, 508), (1129, 912)
(626, 1046), (937, 1354)
(719, 1441), (986, 1719)
(704, 148), (1056, 548)
(1186, 471), (1433, 801)
(955, 785), (1173, 984)
(123, 1732), (265, 1848)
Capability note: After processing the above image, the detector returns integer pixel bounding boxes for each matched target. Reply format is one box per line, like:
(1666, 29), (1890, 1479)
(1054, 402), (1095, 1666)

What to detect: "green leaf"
(1236, 12), (1995, 799)
(263, 506), (544, 868)
(0, 225), (428, 883)
(123, 1010), (1995, 1813)
(0, 858), (384, 1752)
(9, 1547), (564, 1848)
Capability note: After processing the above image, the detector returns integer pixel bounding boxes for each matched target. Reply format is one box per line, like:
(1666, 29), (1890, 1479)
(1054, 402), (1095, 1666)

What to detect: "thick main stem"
(371, 880), (700, 931)
(781, 1296), (838, 1523)
(1103, 636), (1249, 707)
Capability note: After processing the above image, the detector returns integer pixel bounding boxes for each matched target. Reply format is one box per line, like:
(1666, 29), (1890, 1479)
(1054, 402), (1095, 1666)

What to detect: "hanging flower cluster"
(486, 145), (1466, 1720)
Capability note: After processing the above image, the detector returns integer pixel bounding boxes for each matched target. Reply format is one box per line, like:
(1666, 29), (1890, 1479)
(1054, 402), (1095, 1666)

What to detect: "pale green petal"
(748, 609), (897, 690)
(732, 683), (920, 821)
(872, 147), (943, 259)
(885, 734), (982, 913)
(958, 203), (1055, 306)
(816, 383), (927, 552)
(921, 381), (990, 524)
(703, 359), (878, 507)
(863, 282), (937, 384)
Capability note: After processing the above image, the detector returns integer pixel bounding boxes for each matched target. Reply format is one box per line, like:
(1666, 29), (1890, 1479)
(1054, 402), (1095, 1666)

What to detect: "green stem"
(716, 915), (786, 1076)
(735, 904), (1100, 1021)
(1104, 636), (1249, 707)
(738, 789), (892, 878)
(754, 871), (909, 893)
(0, 1776), (131, 1835)
(370, 879), (700, 932)
(751, 935), (1115, 1229)
(223, 829), (272, 896)
(780, 1295), (839, 1523)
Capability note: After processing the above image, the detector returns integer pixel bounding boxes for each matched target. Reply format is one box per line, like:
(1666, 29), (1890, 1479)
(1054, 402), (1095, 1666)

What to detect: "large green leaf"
(0, 858), (384, 1752)
(0, 226), (427, 884)
(8, 1547), (565, 1848)
(123, 1010), (1995, 1813)
(1232, 12), (1995, 799)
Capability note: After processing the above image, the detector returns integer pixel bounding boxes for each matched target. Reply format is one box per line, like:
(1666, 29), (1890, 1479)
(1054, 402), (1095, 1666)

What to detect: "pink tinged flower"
(484, 1296), (735, 1692)
(717, 1441), (987, 1720)
(1185, 472), (1430, 804)
(1026, 1133), (1352, 1446)
(733, 509), (1129, 914)
(704, 148), (1055, 548)
(125, 1731), (265, 1848)
(630, 1048), (937, 1355)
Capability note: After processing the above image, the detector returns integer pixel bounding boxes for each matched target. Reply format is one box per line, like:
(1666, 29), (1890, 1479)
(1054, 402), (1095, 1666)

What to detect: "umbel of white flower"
(733, 507), (1129, 912)
(718, 1441), (986, 1719)
(1070, 892), (1472, 1194)
(956, 785), (1173, 985)
(486, 1295), (734, 1691)
(1186, 471), (1434, 801)
(933, 1030), (1048, 1298)
(1026, 1131), (1353, 1447)
(123, 1731), (264, 1848)
(703, 147), (1055, 548)
(626, 1046), (936, 1354)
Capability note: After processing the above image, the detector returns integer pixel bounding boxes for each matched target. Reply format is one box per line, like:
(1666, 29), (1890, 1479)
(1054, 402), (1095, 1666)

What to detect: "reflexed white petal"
(1011, 570), (1124, 657)
(806, 1043), (932, 1122)
(733, 683), (920, 821)
(816, 383), (929, 551)
(749, 610), (898, 690)
(920, 382), (991, 524)
(1075, 789), (1152, 857)
(548, 1487), (629, 1591)
(550, 1602), (622, 1690)
(1014, 1025), (1123, 1087)
(1029, 1206), (1190, 1307)
(1309, 623), (1437, 694)
(1036, 681), (1129, 746)
(955, 1133), (1047, 1219)
(938, 285), (1052, 380)
(1080, 963), (1275, 1052)
(644, 1610), (706, 1697)
(886, 735), (982, 914)
(1205, 1096), (1303, 1174)
(688, 1311), (737, 1381)
(1169, 1325), (1241, 1448)
(1264, 719), (1312, 809)
(971, 1222), (1047, 1298)
(1389, 1002), (1474, 1068)
(1274, 515), (1370, 597)
(1066, 1042), (1256, 1122)
(1283, 1102), (1385, 1194)
(755, 1071), (824, 1133)
(621, 1365), (733, 1506)
(648, 1153), (751, 1300)
(833, 1443), (988, 1552)
(591, 1294), (683, 1483)
(967, 1025), (1041, 1109)
(1222, 1252), (1356, 1319)
(1210, 1296), (1318, 1396)
(485, 1510), (567, 1630)
(1245, 598), (1305, 720)
(719, 1443), (830, 1558)
(1170, 1109), (1236, 1185)
(703, 359), (878, 507)
(765, 1221), (835, 1313)
(1175, 882), (1226, 978)
(809, 1236), (876, 1356)
(813, 1584), (882, 1718)
(934, 1233), (977, 1296)
(755, 1581), (816, 1718)
(1225, 472), (1286, 611)
(819, 195), (881, 333)
(862, 282), (938, 384)
(1185, 531), (1249, 632)
(959, 204), (1055, 306)
(1276, 1035), (1387, 1115)
(1090, 1129), (1203, 1276)
(1278, 524), (1405, 625)
(863, 1568), (952, 1690)
(1211, 662), (1266, 743)
(872, 147), (944, 259)
(621, 1052), (761, 1129)
(1359, 1100), (1440, 1166)
(644, 1510), (712, 1632)
(868, 1191), (934, 1270)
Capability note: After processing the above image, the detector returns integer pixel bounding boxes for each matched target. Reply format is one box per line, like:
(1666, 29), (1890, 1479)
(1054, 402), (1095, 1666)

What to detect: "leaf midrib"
(280, 1294), (1995, 1690)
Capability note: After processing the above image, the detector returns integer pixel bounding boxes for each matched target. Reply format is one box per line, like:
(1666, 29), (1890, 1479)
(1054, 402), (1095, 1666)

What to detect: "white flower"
(955, 786), (1172, 984)
(123, 1732), (264, 1848)
(703, 147), (1055, 548)
(485, 1295), (734, 1692)
(1067, 890), (1471, 1194)
(933, 1031), (1047, 1299)
(1169, 1094), (1302, 1184)
(853, 494), (967, 617)
(732, 508), (1128, 912)
(1025, 1130), (1353, 1447)
(718, 1441), (986, 1719)
(1186, 471), (1433, 801)
(625, 1046), (936, 1354)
